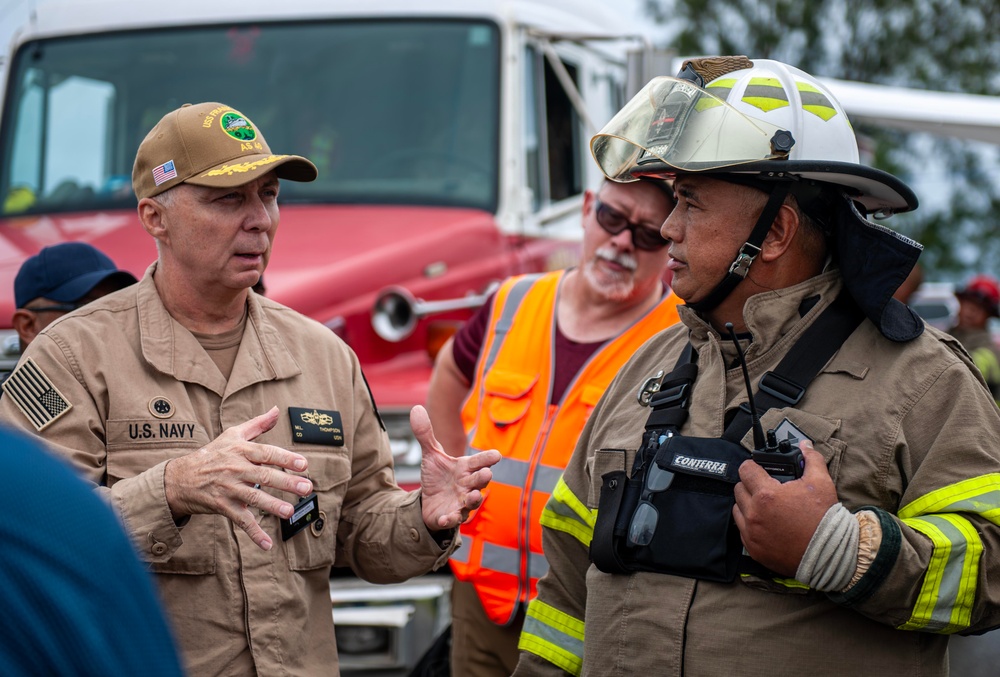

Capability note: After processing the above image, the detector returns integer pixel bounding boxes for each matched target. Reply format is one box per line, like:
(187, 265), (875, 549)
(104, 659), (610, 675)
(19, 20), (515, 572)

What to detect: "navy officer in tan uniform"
(0, 102), (501, 677)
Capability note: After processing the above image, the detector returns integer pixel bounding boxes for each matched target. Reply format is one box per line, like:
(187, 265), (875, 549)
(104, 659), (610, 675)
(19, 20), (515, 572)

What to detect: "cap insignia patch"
(220, 112), (256, 141)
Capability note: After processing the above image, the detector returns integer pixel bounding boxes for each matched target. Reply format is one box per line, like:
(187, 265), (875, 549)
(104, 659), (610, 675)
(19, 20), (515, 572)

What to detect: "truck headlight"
(334, 625), (390, 655)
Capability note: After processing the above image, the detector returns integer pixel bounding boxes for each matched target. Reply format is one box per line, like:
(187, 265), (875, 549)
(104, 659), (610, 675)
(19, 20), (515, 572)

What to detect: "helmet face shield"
(591, 76), (788, 182)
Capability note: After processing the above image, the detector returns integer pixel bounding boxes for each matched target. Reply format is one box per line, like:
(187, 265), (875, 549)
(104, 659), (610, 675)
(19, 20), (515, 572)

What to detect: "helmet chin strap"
(687, 181), (791, 313)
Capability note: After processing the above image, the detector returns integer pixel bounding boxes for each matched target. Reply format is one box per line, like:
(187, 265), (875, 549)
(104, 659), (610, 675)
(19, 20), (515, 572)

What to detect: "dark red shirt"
(452, 292), (605, 404)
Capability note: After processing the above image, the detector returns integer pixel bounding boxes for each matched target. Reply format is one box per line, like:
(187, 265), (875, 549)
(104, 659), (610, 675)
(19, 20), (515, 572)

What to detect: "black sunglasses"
(626, 458), (676, 547)
(594, 199), (669, 251)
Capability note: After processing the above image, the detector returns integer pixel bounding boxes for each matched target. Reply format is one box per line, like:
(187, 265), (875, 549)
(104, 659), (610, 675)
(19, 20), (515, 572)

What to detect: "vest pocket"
(284, 449), (351, 571)
(483, 369), (539, 428)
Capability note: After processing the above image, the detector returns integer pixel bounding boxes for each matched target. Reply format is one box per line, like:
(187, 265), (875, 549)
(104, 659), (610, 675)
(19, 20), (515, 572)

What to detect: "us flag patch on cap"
(2, 357), (73, 431)
(152, 159), (178, 186)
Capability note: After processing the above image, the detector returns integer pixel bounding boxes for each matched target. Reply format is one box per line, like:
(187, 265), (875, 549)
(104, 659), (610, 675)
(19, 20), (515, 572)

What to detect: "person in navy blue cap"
(0, 425), (184, 677)
(11, 242), (137, 352)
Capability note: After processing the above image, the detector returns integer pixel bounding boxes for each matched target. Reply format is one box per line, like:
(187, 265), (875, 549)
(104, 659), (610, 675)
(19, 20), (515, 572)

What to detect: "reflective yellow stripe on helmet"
(796, 81), (838, 121)
(741, 77), (790, 113)
(519, 599), (585, 676)
(697, 77), (737, 112)
(897, 473), (1000, 632)
(539, 476), (596, 548)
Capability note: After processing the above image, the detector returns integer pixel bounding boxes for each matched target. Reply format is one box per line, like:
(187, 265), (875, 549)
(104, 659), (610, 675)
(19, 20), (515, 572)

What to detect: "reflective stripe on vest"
(451, 271), (682, 625)
(462, 275), (541, 451)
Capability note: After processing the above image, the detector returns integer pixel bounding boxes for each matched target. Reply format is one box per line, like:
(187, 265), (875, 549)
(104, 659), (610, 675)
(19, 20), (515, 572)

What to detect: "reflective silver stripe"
(521, 610), (584, 663)
(917, 515), (973, 632)
(529, 551), (549, 579)
(464, 275), (542, 450)
(451, 536), (472, 564)
(532, 464), (563, 495)
(491, 457), (531, 487)
(479, 542), (548, 579)
(546, 492), (585, 522)
(480, 275), (542, 376)
(481, 541), (520, 575)
(466, 445), (484, 457)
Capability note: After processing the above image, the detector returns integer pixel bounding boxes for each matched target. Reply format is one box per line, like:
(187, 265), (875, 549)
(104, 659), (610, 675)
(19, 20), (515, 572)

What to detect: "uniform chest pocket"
(742, 409), (845, 482)
(482, 369), (539, 428)
(284, 449), (352, 571)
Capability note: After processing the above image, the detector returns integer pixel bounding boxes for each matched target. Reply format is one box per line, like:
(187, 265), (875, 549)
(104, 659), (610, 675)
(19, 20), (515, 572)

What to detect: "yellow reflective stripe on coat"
(970, 346), (1000, 398)
(897, 473), (1000, 632)
(539, 476), (596, 547)
(518, 599), (585, 676)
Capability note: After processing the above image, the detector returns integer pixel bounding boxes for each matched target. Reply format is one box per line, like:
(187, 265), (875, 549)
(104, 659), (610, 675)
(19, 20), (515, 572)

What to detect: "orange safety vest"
(449, 270), (682, 625)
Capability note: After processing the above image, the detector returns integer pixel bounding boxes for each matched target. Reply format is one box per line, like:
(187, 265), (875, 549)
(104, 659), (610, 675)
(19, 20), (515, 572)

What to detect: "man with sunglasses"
(10, 242), (137, 354)
(427, 178), (680, 676)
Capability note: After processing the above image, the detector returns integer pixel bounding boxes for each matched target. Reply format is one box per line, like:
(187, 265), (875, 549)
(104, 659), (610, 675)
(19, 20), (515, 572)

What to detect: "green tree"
(643, 0), (1000, 279)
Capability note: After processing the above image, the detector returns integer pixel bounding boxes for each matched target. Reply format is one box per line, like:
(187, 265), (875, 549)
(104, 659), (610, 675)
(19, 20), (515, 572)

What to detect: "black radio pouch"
(594, 434), (747, 581)
(590, 292), (864, 582)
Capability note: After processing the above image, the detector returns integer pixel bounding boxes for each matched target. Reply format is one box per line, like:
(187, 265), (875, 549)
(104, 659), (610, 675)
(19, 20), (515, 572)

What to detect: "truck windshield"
(0, 19), (500, 216)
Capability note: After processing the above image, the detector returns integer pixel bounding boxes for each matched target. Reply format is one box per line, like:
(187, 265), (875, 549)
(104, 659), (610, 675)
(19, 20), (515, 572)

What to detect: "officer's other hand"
(411, 404), (501, 532)
(163, 406), (313, 551)
(732, 441), (837, 576)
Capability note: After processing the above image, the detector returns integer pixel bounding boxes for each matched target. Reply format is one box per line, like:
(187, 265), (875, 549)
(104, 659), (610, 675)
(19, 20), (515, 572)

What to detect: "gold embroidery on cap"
(200, 155), (289, 177)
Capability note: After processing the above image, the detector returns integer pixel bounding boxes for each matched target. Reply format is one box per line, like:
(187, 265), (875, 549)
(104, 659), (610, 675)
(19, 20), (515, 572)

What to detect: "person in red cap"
(948, 274), (1000, 403)
(11, 242), (137, 352)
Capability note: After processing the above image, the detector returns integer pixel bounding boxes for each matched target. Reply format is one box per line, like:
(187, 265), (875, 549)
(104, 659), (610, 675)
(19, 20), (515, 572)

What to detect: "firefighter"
(427, 178), (680, 676)
(948, 274), (1000, 403)
(513, 57), (1000, 676)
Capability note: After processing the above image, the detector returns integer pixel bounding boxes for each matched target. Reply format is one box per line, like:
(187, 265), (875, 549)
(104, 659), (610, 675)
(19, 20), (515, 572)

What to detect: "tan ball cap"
(132, 102), (317, 200)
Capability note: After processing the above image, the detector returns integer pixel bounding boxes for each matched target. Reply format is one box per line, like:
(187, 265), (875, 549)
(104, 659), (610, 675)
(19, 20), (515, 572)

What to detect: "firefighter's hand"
(732, 441), (838, 576)
(164, 407), (313, 552)
(412, 405), (501, 531)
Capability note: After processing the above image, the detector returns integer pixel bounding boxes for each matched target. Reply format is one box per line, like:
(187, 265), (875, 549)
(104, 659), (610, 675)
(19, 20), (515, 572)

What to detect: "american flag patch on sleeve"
(152, 159), (178, 186)
(2, 357), (73, 431)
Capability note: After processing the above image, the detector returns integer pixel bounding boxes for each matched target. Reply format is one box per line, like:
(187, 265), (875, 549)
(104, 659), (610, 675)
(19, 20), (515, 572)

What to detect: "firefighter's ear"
(138, 197), (169, 244)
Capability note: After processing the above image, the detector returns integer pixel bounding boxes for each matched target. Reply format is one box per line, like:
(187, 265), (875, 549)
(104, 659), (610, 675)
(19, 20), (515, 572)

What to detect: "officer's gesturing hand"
(164, 406), (314, 551)
(732, 441), (838, 576)
(411, 405), (502, 531)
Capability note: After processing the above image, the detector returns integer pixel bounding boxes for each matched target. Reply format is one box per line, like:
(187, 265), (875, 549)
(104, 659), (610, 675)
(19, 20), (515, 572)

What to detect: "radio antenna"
(725, 323), (765, 450)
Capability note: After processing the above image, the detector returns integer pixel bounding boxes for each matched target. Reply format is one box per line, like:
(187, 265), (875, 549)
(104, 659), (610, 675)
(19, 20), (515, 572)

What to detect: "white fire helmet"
(591, 56), (917, 216)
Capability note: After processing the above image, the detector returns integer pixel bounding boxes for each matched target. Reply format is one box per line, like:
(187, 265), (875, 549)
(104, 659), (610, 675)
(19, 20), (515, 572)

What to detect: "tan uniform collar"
(679, 270), (844, 361)
(136, 263), (302, 396)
